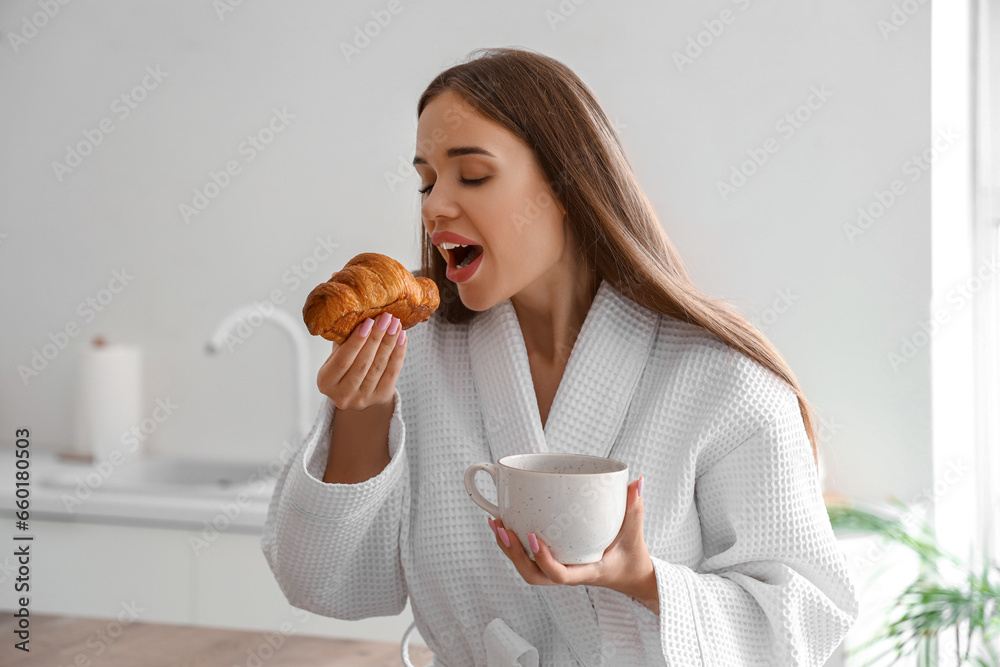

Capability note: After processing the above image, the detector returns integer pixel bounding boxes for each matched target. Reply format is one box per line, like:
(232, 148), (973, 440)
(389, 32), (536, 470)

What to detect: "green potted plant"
(825, 497), (1000, 665)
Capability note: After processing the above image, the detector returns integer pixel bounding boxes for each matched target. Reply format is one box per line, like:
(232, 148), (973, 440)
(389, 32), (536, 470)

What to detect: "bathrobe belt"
(483, 618), (540, 666)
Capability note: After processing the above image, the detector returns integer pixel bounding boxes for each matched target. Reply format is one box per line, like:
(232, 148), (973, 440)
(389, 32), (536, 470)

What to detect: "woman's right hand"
(317, 311), (407, 411)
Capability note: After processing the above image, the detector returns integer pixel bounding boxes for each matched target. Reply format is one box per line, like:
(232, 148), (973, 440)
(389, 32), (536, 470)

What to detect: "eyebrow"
(412, 146), (497, 166)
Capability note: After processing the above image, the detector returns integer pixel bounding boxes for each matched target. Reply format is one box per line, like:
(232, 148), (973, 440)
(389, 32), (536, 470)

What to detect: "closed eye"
(418, 177), (488, 195)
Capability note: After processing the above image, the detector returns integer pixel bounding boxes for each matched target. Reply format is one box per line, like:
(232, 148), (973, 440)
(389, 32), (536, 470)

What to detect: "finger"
(341, 312), (394, 392)
(493, 519), (582, 584)
(372, 327), (407, 402)
(525, 532), (562, 580)
(607, 477), (644, 551)
(492, 518), (507, 547)
(495, 527), (550, 585)
(529, 534), (597, 585)
(629, 476), (645, 538)
(358, 316), (403, 397)
(491, 520), (527, 563)
(318, 317), (375, 386)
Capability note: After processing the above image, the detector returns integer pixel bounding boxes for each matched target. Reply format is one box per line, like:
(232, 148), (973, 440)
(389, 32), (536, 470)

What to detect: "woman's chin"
(455, 285), (495, 313)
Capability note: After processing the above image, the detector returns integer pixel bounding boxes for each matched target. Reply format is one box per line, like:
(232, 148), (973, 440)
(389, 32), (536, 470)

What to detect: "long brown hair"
(415, 47), (821, 470)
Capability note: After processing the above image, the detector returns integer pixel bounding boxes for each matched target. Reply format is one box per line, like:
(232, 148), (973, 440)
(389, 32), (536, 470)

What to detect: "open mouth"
(445, 244), (484, 269)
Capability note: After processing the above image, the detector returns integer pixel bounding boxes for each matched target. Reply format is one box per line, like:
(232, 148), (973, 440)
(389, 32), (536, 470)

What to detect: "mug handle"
(464, 463), (501, 518)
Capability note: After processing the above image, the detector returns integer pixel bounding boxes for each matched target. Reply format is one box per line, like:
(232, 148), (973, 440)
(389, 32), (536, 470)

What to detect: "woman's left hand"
(489, 476), (650, 598)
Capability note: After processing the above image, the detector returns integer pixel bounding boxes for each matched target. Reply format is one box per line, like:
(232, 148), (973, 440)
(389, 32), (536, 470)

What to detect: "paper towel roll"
(72, 337), (144, 463)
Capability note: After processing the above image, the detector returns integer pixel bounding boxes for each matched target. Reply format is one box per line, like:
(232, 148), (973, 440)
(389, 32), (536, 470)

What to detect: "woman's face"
(415, 90), (568, 312)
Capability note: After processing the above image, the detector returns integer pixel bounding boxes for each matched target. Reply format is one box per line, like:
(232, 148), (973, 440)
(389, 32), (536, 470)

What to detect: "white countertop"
(0, 444), (277, 533)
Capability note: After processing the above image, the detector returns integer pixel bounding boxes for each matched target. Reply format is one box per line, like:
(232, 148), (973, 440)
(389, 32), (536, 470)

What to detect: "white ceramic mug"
(464, 453), (629, 565)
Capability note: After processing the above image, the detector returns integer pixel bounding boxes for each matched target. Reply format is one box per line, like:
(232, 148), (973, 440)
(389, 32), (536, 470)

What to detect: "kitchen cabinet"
(0, 518), (425, 650)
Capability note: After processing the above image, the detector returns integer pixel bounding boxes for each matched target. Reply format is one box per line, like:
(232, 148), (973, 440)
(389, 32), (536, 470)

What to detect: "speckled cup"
(464, 453), (629, 565)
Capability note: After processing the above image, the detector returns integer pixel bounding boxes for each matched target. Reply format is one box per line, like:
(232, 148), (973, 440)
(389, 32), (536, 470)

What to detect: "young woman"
(262, 47), (859, 666)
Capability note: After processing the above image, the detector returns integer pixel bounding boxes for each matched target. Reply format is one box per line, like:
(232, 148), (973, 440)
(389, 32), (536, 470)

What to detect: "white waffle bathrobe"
(260, 279), (860, 666)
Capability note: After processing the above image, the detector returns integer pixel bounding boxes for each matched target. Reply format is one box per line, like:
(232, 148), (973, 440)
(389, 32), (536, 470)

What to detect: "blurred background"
(0, 1), (996, 665)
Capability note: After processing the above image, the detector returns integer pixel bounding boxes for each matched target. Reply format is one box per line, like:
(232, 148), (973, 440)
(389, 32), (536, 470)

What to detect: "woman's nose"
(420, 185), (458, 219)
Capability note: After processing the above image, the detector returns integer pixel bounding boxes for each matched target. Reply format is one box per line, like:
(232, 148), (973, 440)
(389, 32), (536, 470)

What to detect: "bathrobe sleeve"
(590, 390), (860, 666)
(260, 389), (409, 620)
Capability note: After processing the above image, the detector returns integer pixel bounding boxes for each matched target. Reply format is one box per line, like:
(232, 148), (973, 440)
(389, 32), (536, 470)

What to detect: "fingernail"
(388, 316), (400, 335)
(498, 527), (510, 548)
(376, 312), (392, 330)
(528, 533), (539, 553)
(488, 517), (497, 535)
(638, 475), (644, 498)
(359, 318), (374, 337)
(397, 329), (407, 346)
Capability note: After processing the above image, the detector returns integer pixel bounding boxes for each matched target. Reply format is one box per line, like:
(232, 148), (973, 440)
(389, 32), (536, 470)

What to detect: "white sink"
(39, 455), (276, 497)
(0, 447), (279, 531)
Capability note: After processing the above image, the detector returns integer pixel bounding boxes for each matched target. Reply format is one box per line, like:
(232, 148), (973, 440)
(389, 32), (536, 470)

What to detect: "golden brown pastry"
(302, 252), (440, 344)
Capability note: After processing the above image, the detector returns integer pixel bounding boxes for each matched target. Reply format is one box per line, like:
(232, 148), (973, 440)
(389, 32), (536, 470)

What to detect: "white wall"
(0, 2), (931, 533)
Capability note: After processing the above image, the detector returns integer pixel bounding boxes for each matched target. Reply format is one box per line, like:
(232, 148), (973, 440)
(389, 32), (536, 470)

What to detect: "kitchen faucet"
(206, 303), (313, 446)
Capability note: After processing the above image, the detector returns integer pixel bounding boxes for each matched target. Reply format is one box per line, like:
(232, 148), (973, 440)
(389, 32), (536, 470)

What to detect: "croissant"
(302, 252), (440, 344)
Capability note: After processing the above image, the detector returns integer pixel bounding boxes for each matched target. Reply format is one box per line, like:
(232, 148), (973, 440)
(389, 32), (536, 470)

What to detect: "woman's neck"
(510, 250), (598, 365)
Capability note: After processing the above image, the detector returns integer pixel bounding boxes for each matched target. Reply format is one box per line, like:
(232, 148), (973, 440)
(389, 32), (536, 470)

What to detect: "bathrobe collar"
(469, 278), (660, 667)
(469, 277), (659, 466)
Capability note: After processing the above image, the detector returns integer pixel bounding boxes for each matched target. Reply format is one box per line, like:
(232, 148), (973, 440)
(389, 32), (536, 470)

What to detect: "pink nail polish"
(638, 475), (644, 498)
(376, 312), (392, 330)
(388, 317), (400, 335)
(359, 318), (374, 337)
(528, 533), (539, 553)
(397, 329), (407, 346)
(488, 517), (497, 535)
(498, 527), (510, 548)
